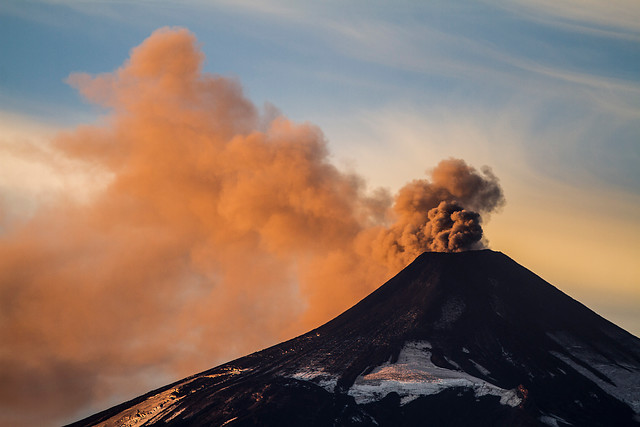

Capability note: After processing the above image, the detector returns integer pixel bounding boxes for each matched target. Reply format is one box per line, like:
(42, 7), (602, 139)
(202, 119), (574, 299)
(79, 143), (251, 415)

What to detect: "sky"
(1, 1), (639, 425)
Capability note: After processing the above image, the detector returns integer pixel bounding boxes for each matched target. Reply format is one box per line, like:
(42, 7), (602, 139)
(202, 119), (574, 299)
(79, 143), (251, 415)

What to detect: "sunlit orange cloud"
(0, 27), (504, 426)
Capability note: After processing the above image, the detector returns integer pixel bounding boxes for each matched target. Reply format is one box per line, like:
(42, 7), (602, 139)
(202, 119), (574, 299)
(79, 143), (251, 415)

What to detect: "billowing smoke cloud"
(363, 159), (504, 269)
(0, 27), (503, 426)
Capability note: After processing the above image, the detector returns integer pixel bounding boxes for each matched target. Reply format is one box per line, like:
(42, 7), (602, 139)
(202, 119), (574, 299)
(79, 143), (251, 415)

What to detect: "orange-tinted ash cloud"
(0, 27), (504, 425)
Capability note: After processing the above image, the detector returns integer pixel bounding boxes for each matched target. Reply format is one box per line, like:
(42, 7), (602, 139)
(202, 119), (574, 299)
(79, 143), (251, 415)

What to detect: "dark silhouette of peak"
(68, 250), (640, 426)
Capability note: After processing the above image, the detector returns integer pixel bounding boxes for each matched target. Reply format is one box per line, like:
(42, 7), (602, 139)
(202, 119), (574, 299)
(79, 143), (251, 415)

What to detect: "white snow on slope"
(290, 368), (338, 392)
(347, 341), (521, 406)
(539, 413), (571, 427)
(469, 359), (491, 376)
(547, 332), (640, 414)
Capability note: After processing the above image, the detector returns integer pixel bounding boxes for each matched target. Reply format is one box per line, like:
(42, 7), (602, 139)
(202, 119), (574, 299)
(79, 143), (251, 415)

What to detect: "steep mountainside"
(69, 250), (640, 426)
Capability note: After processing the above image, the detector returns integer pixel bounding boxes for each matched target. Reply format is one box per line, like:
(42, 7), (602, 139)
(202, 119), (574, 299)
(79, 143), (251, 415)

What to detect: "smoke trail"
(0, 27), (503, 426)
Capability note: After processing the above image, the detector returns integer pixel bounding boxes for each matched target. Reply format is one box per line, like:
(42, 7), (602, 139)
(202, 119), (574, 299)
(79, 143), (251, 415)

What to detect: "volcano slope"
(69, 250), (640, 426)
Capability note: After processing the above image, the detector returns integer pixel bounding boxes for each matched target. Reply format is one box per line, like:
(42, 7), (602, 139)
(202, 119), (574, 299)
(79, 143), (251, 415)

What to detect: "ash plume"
(0, 27), (504, 426)
(363, 159), (504, 269)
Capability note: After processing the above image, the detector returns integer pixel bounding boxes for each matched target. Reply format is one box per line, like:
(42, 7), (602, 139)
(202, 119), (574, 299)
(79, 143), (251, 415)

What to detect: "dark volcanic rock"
(68, 250), (640, 426)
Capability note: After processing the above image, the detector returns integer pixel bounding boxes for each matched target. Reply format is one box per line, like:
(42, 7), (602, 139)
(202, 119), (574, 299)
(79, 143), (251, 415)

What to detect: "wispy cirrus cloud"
(487, 0), (640, 37)
(208, 1), (640, 119)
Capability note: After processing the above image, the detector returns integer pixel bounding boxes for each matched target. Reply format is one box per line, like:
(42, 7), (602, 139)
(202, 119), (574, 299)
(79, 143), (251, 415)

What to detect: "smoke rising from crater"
(0, 27), (503, 426)
(362, 160), (504, 270)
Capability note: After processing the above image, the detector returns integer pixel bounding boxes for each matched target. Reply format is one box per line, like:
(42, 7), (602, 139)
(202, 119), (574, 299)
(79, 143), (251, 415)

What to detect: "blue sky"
(2, 1), (639, 190)
(2, 0), (639, 329)
(1, 1), (639, 423)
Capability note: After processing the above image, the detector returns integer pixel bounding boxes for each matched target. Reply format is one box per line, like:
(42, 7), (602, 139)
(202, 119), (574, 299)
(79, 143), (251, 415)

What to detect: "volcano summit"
(69, 250), (640, 426)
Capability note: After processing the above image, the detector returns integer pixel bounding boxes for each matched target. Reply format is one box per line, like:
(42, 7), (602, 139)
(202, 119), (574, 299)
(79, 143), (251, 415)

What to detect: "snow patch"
(550, 350), (640, 414)
(469, 359), (491, 376)
(539, 415), (559, 427)
(539, 413), (571, 426)
(444, 355), (461, 370)
(290, 368), (338, 392)
(347, 341), (521, 406)
(548, 332), (640, 414)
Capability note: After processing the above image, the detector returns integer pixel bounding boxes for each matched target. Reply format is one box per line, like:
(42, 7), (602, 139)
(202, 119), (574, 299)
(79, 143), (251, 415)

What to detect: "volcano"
(69, 250), (640, 426)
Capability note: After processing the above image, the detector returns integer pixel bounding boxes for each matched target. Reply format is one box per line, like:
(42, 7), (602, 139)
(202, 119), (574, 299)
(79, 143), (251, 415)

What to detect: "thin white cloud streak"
(3, 0), (302, 26)
(7, 0), (639, 120)
(202, 1), (640, 119)
(0, 0), (122, 28)
(487, 0), (640, 37)
(470, 46), (640, 119)
(220, 0), (640, 36)
(318, 17), (640, 118)
(192, 0), (301, 20)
